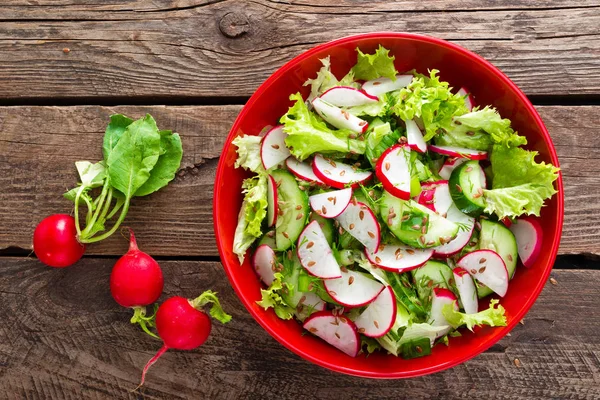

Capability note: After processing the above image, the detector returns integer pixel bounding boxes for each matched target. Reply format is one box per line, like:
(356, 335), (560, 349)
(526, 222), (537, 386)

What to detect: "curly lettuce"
(232, 134), (264, 174)
(232, 174), (268, 263)
(256, 273), (295, 320)
(303, 56), (358, 101)
(351, 45), (398, 81)
(442, 299), (507, 331)
(280, 93), (366, 160)
(436, 106), (527, 151)
(391, 70), (469, 141)
(483, 145), (560, 219)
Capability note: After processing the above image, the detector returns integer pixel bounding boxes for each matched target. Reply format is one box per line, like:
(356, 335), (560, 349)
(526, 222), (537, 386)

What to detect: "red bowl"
(213, 33), (564, 378)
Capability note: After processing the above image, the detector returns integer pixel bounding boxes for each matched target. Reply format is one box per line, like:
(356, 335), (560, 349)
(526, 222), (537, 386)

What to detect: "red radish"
(260, 126), (290, 170)
(429, 288), (458, 338)
(110, 229), (163, 308)
(319, 86), (378, 107)
(354, 286), (397, 337)
(415, 186), (436, 212)
(362, 75), (413, 96)
(323, 269), (384, 307)
(309, 188), (353, 219)
(433, 204), (475, 257)
(457, 250), (509, 297)
(266, 175), (278, 227)
(418, 181), (453, 216)
(292, 291), (327, 321)
(375, 144), (412, 200)
(286, 157), (324, 184)
(312, 154), (373, 189)
(312, 98), (369, 133)
(252, 244), (277, 286)
(140, 291), (231, 386)
(303, 311), (360, 357)
(457, 87), (475, 111)
(406, 119), (427, 153)
(429, 145), (488, 160)
(297, 220), (342, 279)
(438, 157), (467, 180)
(509, 217), (543, 268)
(336, 201), (380, 253)
(453, 268), (478, 314)
(33, 214), (85, 267)
(365, 243), (433, 273)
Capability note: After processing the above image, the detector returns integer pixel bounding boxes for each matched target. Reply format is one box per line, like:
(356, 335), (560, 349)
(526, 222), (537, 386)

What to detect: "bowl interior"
(214, 33), (563, 378)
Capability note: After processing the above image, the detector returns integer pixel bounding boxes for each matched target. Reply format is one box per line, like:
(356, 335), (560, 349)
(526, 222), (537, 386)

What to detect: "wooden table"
(1, 2), (599, 399)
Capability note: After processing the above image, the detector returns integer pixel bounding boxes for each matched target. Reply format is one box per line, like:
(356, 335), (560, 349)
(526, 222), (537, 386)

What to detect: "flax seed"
(307, 261), (316, 267)
(359, 210), (365, 220)
(368, 231), (375, 238)
(267, 231), (275, 237)
(296, 205), (302, 210)
(271, 144), (280, 149)
(385, 162), (391, 171)
(296, 213), (304, 220)
(550, 277), (558, 285)
(358, 328), (366, 333)
(340, 170), (346, 176)
(340, 266), (348, 273)
(513, 358), (522, 368)
(282, 231), (289, 239)
(479, 258), (486, 264)
(479, 266), (486, 273)
(309, 327), (318, 333)
(373, 321), (379, 328)
(375, 256), (382, 264)
(349, 223), (355, 230)
(406, 249), (415, 255)
(508, 254), (513, 262)
(348, 276), (355, 285)
(455, 184), (462, 193)
(322, 205), (327, 214)
(335, 332), (341, 339)
(465, 166), (473, 173)
(470, 269), (477, 274)
(307, 241), (314, 249)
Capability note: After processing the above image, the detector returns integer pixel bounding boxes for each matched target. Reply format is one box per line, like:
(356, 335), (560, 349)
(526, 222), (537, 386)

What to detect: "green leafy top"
(442, 299), (507, 331)
(191, 290), (233, 324)
(232, 134), (265, 174)
(256, 273), (295, 320)
(303, 56), (358, 101)
(351, 45), (398, 81)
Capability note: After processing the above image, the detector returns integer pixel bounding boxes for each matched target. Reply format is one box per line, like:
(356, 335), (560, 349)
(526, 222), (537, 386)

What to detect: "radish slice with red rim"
(429, 145), (487, 160)
(433, 204), (475, 257)
(406, 119), (427, 153)
(453, 267), (478, 314)
(365, 243), (433, 272)
(457, 250), (509, 297)
(252, 245), (277, 286)
(362, 75), (414, 96)
(297, 220), (342, 279)
(429, 288), (458, 338)
(438, 157), (467, 180)
(323, 269), (384, 307)
(312, 154), (373, 189)
(266, 175), (278, 227)
(260, 126), (290, 170)
(312, 98), (369, 134)
(336, 201), (380, 253)
(309, 188), (353, 219)
(303, 311), (360, 357)
(509, 217), (543, 268)
(375, 144), (412, 200)
(457, 87), (475, 111)
(354, 286), (397, 338)
(319, 86), (378, 107)
(285, 157), (324, 184)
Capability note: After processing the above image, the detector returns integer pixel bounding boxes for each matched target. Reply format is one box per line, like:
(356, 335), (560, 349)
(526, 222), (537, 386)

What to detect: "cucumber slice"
(270, 169), (309, 251)
(338, 230), (362, 250)
(400, 337), (432, 359)
(380, 191), (459, 248)
(411, 260), (454, 301)
(479, 219), (518, 279)
(366, 126), (403, 167)
(258, 231), (276, 249)
(309, 213), (334, 246)
(449, 160), (486, 216)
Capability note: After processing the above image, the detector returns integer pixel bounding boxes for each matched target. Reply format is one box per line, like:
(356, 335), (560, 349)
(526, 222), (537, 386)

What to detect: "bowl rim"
(213, 32), (564, 378)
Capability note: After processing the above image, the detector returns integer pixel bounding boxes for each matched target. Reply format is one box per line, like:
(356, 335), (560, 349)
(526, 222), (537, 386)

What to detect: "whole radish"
(139, 291), (231, 386)
(33, 214), (85, 267)
(110, 228), (164, 338)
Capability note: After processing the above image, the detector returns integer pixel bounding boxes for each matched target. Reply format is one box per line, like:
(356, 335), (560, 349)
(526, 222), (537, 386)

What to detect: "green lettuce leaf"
(303, 56), (359, 101)
(346, 98), (387, 117)
(351, 45), (398, 81)
(442, 299), (507, 331)
(256, 273), (295, 320)
(232, 134), (265, 174)
(190, 290), (232, 324)
(361, 336), (382, 355)
(391, 70), (469, 141)
(436, 106), (527, 150)
(280, 93), (366, 160)
(483, 145), (560, 218)
(232, 174), (268, 263)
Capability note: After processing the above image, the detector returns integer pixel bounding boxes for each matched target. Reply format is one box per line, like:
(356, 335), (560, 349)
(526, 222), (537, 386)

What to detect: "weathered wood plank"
(0, 259), (598, 399)
(0, 2), (598, 99)
(1, 105), (597, 256)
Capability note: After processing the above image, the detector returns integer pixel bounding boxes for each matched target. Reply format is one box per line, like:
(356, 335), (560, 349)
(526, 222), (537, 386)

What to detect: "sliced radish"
(312, 98), (369, 134)
(266, 175), (278, 228)
(297, 220), (341, 279)
(324, 269), (384, 307)
(362, 74), (414, 96)
(457, 250), (509, 297)
(457, 87), (475, 111)
(365, 243), (433, 273)
(312, 154), (373, 189)
(429, 145), (487, 160)
(303, 311), (360, 357)
(309, 188), (353, 219)
(336, 201), (380, 253)
(285, 157), (325, 184)
(433, 204), (475, 257)
(415, 186), (436, 212)
(406, 119), (427, 153)
(252, 245), (277, 286)
(319, 86), (378, 107)
(509, 217), (543, 268)
(438, 157), (467, 180)
(260, 126), (290, 170)
(453, 268), (478, 314)
(294, 291), (327, 321)
(354, 286), (397, 337)
(419, 180), (453, 216)
(429, 288), (458, 338)
(375, 144), (412, 200)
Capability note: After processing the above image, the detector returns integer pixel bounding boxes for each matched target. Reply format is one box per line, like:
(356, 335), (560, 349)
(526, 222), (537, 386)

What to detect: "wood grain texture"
(0, 2), (598, 100)
(0, 259), (598, 400)
(1, 105), (598, 257)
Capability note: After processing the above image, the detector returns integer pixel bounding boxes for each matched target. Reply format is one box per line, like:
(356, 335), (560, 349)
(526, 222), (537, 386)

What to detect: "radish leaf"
(103, 114), (134, 160)
(135, 130), (183, 196)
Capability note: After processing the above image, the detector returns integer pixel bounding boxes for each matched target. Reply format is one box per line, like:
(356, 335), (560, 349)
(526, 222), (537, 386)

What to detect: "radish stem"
(73, 185), (86, 238)
(80, 199), (130, 244)
(82, 179), (110, 237)
(130, 306), (160, 340)
(106, 197), (124, 220)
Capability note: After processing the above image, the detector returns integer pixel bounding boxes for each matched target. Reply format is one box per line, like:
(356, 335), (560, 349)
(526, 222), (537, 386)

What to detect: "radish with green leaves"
(140, 291), (231, 386)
